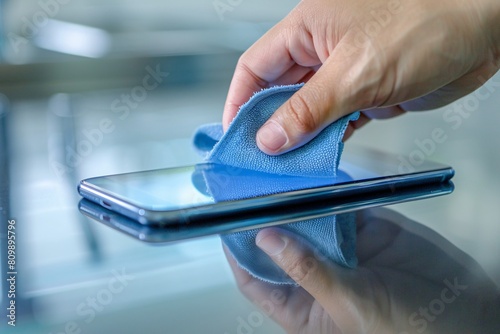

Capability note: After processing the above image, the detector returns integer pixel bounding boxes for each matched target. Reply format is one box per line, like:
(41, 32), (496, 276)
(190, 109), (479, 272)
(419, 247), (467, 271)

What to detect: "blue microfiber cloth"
(192, 84), (359, 284)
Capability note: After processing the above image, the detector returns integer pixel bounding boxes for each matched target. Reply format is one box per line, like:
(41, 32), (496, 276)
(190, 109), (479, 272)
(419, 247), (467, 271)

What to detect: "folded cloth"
(194, 84), (358, 177)
(193, 84), (359, 284)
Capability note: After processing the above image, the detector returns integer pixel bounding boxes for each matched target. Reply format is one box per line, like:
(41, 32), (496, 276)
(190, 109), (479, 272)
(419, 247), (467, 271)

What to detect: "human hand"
(223, 0), (500, 155)
(223, 208), (500, 334)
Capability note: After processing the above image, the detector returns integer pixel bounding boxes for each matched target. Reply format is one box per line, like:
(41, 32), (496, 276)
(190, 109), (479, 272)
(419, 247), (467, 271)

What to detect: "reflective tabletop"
(2, 71), (500, 333)
(1, 2), (500, 333)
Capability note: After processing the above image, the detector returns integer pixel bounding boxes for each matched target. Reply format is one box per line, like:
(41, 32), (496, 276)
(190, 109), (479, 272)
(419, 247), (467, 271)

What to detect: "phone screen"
(80, 146), (452, 213)
(87, 166), (206, 210)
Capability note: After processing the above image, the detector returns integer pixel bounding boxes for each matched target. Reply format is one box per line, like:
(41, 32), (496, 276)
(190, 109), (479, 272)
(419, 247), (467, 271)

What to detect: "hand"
(223, 0), (500, 155)
(223, 208), (500, 334)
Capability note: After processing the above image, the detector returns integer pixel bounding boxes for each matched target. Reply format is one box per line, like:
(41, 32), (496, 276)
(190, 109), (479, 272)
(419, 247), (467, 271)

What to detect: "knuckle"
(286, 92), (319, 135)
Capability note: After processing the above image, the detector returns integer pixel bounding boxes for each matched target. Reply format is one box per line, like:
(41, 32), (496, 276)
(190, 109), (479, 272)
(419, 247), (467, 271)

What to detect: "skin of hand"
(222, 0), (500, 154)
(223, 208), (500, 334)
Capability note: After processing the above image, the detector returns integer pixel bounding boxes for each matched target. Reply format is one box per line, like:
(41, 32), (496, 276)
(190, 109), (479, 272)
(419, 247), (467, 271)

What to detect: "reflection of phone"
(79, 181), (454, 243)
(77, 146), (454, 226)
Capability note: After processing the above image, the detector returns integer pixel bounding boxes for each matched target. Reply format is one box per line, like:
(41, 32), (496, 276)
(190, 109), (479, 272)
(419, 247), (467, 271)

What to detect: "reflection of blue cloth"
(193, 84), (359, 284)
(192, 164), (353, 202)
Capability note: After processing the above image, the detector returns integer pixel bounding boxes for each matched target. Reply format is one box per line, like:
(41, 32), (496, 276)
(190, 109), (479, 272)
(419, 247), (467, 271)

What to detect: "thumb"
(256, 228), (369, 331)
(256, 59), (353, 155)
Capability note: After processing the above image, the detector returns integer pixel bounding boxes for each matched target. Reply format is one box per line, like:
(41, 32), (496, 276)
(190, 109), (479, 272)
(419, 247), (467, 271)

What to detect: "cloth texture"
(193, 84), (359, 284)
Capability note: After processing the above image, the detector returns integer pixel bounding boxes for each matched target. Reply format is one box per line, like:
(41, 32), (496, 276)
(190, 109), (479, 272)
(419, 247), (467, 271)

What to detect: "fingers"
(222, 243), (316, 331)
(256, 228), (343, 299)
(222, 243), (284, 303)
(255, 228), (367, 331)
(222, 22), (301, 131)
(223, 62), (318, 132)
(255, 54), (355, 155)
(222, 2), (325, 132)
(222, 61), (270, 132)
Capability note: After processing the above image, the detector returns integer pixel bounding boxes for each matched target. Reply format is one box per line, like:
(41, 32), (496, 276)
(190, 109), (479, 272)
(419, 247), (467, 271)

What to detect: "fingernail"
(257, 121), (288, 152)
(256, 231), (287, 256)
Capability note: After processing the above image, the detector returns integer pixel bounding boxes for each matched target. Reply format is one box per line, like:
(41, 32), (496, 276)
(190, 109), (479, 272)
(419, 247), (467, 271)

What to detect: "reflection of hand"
(223, 0), (500, 155)
(224, 208), (500, 334)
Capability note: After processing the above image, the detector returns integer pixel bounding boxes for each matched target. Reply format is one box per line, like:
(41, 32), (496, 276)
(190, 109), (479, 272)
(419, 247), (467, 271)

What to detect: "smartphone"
(79, 181), (454, 243)
(77, 146), (454, 226)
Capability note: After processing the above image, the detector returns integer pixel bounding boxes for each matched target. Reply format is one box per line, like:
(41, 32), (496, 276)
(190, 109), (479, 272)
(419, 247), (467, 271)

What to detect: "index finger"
(222, 24), (299, 130)
(222, 242), (316, 331)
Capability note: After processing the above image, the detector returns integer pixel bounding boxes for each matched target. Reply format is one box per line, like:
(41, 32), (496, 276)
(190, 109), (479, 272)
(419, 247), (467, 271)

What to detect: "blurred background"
(0, 1), (499, 333)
